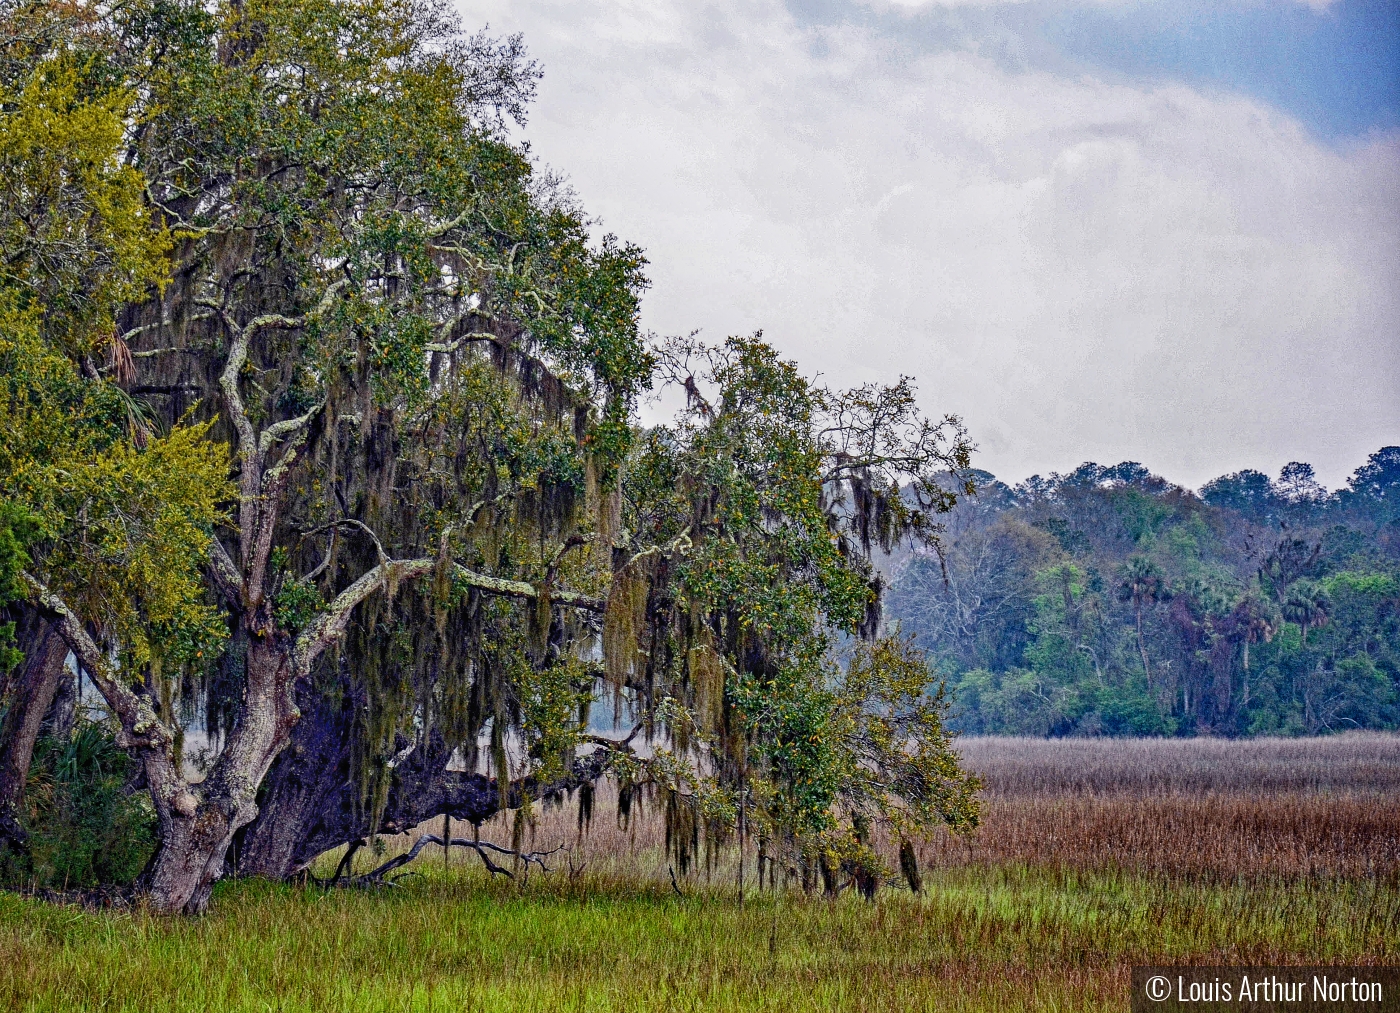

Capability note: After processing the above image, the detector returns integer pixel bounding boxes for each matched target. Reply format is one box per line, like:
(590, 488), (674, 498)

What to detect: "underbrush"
(0, 723), (156, 891)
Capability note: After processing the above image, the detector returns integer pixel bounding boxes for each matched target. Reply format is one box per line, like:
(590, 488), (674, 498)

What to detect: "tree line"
(0, 0), (980, 912)
(886, 452), (1400, 737)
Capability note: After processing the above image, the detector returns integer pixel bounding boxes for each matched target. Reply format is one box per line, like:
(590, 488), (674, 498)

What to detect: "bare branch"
(299, 519), (389, 566)
(464, 490), (517, 525)
(582, 722), (643, 752)
(354, 834), (566, 884)
(426, 207), (472, 240)
(208, 539), (243, 607)
(210, 297), (260, 561)
(207, 278), (347, 575)
(623, 528), (692, 571)
(425, 331), (497, 354)
(544, 534), (587, 587)
(121, 310), (215, 350)
(258, 400), (325, 455)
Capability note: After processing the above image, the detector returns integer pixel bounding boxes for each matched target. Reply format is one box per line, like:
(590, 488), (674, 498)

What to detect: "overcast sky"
(463, 0), (1399, 493)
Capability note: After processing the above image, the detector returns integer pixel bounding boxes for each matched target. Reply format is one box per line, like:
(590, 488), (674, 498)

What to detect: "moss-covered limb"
(20, 573), (238, 914)
(294, 556), (603, 677)
(206, 294), (287, 561)
(22, 574), (173, 757)
(203, 279), (346, 604)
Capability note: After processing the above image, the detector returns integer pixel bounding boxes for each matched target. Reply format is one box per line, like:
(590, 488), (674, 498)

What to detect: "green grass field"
(1, 862), (1393, 1012)
(4, 735), (1397, 1011)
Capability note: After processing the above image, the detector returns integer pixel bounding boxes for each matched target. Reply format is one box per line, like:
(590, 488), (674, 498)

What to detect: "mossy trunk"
(142, 638), (298, 914)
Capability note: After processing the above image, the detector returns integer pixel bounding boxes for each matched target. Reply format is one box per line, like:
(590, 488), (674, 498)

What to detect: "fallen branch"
(353, 834), (567, 884)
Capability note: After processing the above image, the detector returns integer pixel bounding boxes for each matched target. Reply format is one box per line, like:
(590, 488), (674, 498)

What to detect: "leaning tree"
(236, 336), (986, 889)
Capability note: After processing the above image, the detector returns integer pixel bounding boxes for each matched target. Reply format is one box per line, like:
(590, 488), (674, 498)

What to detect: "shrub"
(11, 722), (157, 888)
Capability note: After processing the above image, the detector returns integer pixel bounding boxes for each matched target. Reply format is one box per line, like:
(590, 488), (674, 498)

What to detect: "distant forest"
(885, 447), (1400, 737)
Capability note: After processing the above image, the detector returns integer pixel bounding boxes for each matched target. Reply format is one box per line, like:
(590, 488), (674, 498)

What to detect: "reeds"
(922, 733), (1400, 880)
(919, 793), (1397, 879)
(957, 732), (1400, 795)
(369, 732), (1400, 884)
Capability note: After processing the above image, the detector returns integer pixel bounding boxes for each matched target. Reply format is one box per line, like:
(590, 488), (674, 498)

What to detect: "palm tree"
(1228, 592), (1275, 707)
(1117, 557), (1169, 688)
(1283, 582), (1331, 640)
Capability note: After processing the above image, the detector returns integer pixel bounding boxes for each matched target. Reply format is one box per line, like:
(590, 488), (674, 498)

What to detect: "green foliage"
(0, 0), (980, 901)
(270, 549), (325, 633)
(6, 723), (157, 888)
(612, 335), (978, 878)
(518, 656), (592, 786)
(0, 305), (232, 670)
(0, 499), (38, 674)
(0, 16), (171, 355)
(890, 456), (1400, 737)
(0, 3), (230, 690)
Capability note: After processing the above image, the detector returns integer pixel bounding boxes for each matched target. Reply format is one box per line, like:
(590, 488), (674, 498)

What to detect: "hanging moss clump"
(602, 558), (651, 694)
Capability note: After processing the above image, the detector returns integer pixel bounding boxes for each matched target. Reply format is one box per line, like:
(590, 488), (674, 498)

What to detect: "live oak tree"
(239, 336), (984, 890)
(2, 0), (982, 911)
(4, 0), (649, 913)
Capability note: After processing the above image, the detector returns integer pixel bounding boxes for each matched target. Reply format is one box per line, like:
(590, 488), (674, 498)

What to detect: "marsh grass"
(2, 863), (1393, 1012)
(2, 734), (1396, 1012)
(956, 732), (1400, 795)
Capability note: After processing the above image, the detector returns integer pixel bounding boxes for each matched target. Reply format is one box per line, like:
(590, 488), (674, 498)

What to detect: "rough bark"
(0, 611), (70, 827)
(26, 544), (603, 911)
(40, 660), (75, 743)
(237, 676), (614, 879)
(141, 636), (301, 913)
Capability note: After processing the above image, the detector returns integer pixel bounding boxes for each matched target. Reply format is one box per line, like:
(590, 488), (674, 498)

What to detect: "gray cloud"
(468, 0), (1399, 490)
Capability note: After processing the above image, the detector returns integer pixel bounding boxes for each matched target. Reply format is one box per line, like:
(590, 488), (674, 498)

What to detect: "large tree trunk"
(0, 611), (71, 834)
(28, 537), (602, 909)
(141, 637), (301, 914)
(238, 675), (612, 879)
(41, 655), (76, 743)
(233, 675), (362, 879)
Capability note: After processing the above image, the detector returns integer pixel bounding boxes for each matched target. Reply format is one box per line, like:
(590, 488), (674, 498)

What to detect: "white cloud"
(467, 0), (1398, 490)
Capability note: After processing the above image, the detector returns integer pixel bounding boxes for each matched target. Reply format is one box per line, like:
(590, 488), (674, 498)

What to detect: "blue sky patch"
(787, 0), (1400, 140)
